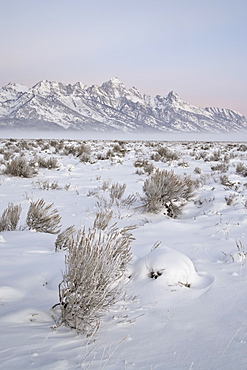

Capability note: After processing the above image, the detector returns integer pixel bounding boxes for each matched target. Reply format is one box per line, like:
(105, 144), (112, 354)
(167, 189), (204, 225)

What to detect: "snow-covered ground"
(0, 137), (247, 369)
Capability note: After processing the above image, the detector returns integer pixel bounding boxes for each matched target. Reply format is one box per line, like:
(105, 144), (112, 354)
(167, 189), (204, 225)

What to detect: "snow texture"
(0, 136), (247, 369)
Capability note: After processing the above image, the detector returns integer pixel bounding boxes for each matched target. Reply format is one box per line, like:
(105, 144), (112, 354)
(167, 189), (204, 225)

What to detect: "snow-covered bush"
(112, 142), (127, 156)
(93, 210), (113, 230)
(79, 152), (91, 163)
(220, 174), (233, 187)
(34, 156), (59, 169)
(151, 146), (179, 162)
(55, 225), (76, 251)
(109, 182), (127, 202)
(194, 166), (202, 174)
(211, 163), (229, 173)
(128, 246), (199, 288)
(26, 198), (61, 234)
(236, 162), (247, 177)
(225, 193), (238, 206)
(49, 139), (65, 153)
(209, 150), (222, 162)
(63, 142), (91, 157)
(34, 179), (61, 190)
(0, 203), (22, 232)
(56, 225), (135, 334)
(4, 156), (36, 178)
(237, 144), (247, 152)
(134, 158), (154, 174)
(141, 169), (198, 217)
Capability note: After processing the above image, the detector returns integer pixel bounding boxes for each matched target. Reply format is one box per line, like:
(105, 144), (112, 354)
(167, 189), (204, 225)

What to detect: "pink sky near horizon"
(1, 0), (247, 116)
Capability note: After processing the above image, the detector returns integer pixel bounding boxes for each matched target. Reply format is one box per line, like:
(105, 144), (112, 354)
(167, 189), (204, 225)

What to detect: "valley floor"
(0, 137), (247, 369)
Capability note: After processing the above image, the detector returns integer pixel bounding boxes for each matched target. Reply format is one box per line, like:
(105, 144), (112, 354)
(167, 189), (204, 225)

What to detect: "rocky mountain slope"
(0, 78), (246, 132)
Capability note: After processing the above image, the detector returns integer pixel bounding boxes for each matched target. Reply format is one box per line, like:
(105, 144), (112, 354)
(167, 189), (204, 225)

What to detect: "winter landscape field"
(1, 136), (247, 369)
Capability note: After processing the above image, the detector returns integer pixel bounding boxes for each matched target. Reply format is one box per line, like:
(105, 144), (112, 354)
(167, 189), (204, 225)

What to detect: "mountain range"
(0, 77), (246, 132)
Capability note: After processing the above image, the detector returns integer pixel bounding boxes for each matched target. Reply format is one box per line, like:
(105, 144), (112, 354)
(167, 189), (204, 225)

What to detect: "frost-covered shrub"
(93, 210), (113, 230)
(97, 152), (107, 160)
(112, 142), (127, 156)
(56, 225), (134, 334)
(79, 152), (91, 163)
(209, 150), (222, 162)
(151, 146), (179, 162)
(63, 142), (91, 158)
(195, 151), (208, 160)
(77, 143), (91, 157)
(26, 198), (61, 234)
(105, 149), (114, 159)
(178, 160), (189, 168)
(220, 175), (233, 187)
(194, 167), (202, 174)
(134, 159), (154, 174)
(121, 193), (138, 208)
(55, 225), (76, 251)
(35, 179), (61, 190)
(236, 162), (247, 177)
(109, 182), (127, 202)
(2, 149), (15, 161)
(134, 158), (149, 168)
(4, 156), (36, 178)
(211, 163), (229, 173)
(49, 139), (65, 152)
(225, 193), (238, 206)
(17, 139), (33, 151)
(35, 156), (59, 169)
(237, 144), (247, 152)
(142, 169), (198, 217)
(0, 203), (22, 232)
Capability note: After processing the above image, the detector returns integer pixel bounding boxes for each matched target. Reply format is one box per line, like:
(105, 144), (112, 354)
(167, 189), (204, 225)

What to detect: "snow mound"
(129, 247), (213, 290)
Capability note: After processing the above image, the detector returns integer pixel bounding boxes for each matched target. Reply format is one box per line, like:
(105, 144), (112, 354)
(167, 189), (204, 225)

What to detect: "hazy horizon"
(0, 129), (246, 143)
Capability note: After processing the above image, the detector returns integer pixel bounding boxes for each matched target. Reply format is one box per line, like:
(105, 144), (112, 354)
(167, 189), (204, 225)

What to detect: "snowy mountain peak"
(73, 81), (87, 90)
(166, 90), (180, 103)
(109, 77), (123, 85)
(101, 77), (126, 94)
(0, 78), (246, 132)
(32, 80), (55, 95)
(3, 82), (28, 93)
(32, 80), (77, 97)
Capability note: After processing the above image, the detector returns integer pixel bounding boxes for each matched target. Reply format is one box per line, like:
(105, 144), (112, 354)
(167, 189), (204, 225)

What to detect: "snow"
(128, 246), (214, 290)
(1, 137), (247, 369)
(4, 82), (29, 94)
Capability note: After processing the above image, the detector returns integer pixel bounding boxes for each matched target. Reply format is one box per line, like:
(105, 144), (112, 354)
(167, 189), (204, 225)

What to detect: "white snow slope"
(0, 137), (247, 369)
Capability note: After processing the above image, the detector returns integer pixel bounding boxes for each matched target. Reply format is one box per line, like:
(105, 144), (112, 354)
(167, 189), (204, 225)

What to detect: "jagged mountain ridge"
(0, 78), (246, 132)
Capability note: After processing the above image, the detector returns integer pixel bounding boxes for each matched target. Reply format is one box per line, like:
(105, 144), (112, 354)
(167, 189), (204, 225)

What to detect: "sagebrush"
(142, 169), (198, 217)
(56, 225), (135, 334)
(0, 203), (22, 232)
(26, 198), (61, 234)
(4, 156), (36, 178)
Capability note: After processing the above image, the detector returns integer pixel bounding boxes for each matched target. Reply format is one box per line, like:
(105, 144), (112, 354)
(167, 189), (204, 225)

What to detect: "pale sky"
(1, 0), (247, 116)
